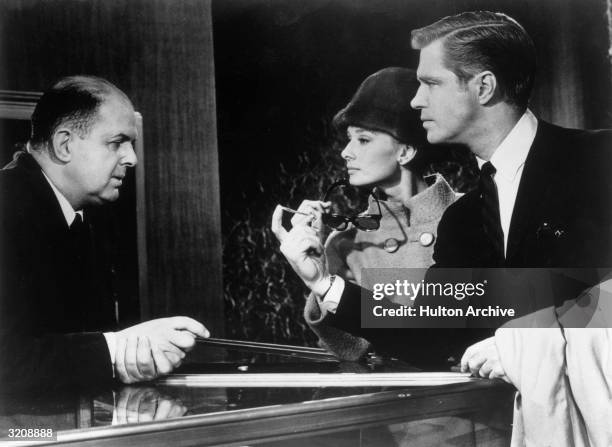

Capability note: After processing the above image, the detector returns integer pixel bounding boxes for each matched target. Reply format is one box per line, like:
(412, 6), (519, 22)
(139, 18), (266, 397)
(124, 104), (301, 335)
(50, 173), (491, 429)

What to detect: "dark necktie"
(480, 161), (504, 261)
(70, 213), (84, 234)
(69, 213), (89, 261)
(67, 214), (91, 327)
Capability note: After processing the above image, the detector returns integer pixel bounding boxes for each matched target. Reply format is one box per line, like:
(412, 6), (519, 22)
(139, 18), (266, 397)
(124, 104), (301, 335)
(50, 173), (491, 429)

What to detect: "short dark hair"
(30, 75), (130, 150)
(411, 11), (536, 109)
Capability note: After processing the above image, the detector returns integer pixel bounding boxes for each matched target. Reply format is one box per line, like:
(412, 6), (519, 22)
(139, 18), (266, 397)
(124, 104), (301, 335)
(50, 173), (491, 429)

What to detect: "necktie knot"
(481, 161), (496, 177)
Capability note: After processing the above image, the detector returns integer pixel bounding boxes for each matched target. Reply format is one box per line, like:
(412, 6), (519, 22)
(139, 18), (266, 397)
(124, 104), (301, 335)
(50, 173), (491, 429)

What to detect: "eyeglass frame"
(319, 178), (382, 232)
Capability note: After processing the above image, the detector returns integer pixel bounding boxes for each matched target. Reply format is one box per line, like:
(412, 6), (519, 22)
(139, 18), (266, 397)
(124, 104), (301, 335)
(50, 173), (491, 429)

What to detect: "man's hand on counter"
(460, 336), (510, 383)
(112, 317), (210, 384)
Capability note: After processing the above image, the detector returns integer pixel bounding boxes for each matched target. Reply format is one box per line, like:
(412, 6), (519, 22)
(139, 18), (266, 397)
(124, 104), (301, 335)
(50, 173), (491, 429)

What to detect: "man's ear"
(50, 128), (73, 163)
(397, 144), (417, 166)
(474, 71), (497, 105)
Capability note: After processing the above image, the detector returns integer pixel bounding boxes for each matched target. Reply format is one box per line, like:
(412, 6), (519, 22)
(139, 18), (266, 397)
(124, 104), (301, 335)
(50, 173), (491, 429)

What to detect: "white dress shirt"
(476, 109), (538, 256)
(41, 170), (117, 367)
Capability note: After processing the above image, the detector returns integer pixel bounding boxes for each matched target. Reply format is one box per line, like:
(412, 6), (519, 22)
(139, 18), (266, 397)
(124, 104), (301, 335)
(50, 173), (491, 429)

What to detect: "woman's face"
(341, 126), (404, 187)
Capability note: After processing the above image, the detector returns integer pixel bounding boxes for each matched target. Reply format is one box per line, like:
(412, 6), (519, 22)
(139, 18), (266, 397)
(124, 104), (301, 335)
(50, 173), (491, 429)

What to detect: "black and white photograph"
(0, 0), (611, 445)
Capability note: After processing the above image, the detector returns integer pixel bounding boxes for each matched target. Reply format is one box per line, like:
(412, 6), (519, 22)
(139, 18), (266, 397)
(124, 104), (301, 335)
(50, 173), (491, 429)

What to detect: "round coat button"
(383, 238), (400, 253)
(419, 232), (435, 247)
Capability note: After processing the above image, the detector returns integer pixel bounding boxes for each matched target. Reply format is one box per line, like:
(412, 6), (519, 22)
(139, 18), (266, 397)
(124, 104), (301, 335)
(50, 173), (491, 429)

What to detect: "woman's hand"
(271, 202), (333, 296)
(289, 200), (331, 237)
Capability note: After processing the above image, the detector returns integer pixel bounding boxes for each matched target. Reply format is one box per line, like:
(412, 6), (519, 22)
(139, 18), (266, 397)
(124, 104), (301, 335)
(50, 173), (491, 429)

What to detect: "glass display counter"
(0, 339), (514, 446)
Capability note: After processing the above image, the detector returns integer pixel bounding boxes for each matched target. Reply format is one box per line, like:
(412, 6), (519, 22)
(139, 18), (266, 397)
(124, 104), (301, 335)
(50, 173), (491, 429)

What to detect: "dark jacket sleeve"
(0, 326), (114, 393)
(0, 171), (114, 393)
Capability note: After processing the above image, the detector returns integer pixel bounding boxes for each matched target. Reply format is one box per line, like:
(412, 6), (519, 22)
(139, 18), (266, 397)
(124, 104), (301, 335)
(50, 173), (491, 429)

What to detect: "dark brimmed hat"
(333, 67), (426, 148)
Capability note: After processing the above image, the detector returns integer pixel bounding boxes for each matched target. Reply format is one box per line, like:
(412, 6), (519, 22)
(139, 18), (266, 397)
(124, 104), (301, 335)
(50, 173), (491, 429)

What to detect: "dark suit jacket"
(328, 121), (612, 366)
(0, 152), (119, 392)
(434, 121), (612, 269)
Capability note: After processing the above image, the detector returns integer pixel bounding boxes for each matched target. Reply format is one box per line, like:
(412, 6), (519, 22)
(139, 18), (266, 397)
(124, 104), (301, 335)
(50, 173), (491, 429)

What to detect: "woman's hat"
(333, 67), (426, 147)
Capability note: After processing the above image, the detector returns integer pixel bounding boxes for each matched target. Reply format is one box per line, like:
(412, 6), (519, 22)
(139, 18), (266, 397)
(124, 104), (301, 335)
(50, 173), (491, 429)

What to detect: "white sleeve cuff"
(103, 332), (117, 372)
(320, 276), (345, 314)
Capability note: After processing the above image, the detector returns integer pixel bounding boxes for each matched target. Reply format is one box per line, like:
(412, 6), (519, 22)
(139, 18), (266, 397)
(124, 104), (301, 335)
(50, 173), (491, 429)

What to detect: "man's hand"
(271, 203), (332, 296)
(115, 317), (209, 384)
(460, 336), (510, 382)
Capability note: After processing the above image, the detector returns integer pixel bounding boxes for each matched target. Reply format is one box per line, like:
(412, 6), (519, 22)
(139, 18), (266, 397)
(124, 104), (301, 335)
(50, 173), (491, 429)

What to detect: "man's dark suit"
(434, 121), (612, 270)
(0, 151), (118, 392)
(326, 121), (612, 366)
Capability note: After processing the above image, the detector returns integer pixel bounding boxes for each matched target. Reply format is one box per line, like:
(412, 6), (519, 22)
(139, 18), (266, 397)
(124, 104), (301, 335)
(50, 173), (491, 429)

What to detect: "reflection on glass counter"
(0, 340), (514, 446)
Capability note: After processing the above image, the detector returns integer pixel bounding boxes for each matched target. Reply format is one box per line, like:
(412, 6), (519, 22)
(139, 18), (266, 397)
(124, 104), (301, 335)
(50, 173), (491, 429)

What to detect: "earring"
(398, 145), (416, 166)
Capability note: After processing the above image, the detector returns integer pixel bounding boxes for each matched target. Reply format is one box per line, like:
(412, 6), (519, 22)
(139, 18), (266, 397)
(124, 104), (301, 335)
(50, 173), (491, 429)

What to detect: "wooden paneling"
(528, 0), (585, 128)
(0, 0), (223, 335)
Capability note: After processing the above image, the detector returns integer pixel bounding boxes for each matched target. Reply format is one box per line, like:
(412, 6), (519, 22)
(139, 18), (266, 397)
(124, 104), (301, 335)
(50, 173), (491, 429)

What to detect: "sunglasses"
(319, 178), (382, 232)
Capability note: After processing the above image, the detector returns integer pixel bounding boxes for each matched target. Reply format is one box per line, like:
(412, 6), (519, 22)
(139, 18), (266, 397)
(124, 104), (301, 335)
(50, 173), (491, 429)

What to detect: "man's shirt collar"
(477, 109), (538, 180)
(41, 170), (83, 227)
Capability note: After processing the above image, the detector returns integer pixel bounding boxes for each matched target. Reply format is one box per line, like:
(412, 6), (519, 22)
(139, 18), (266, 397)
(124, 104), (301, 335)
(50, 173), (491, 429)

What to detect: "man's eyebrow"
(417, 74), (438, 83)
(109, 132), (136, 142)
